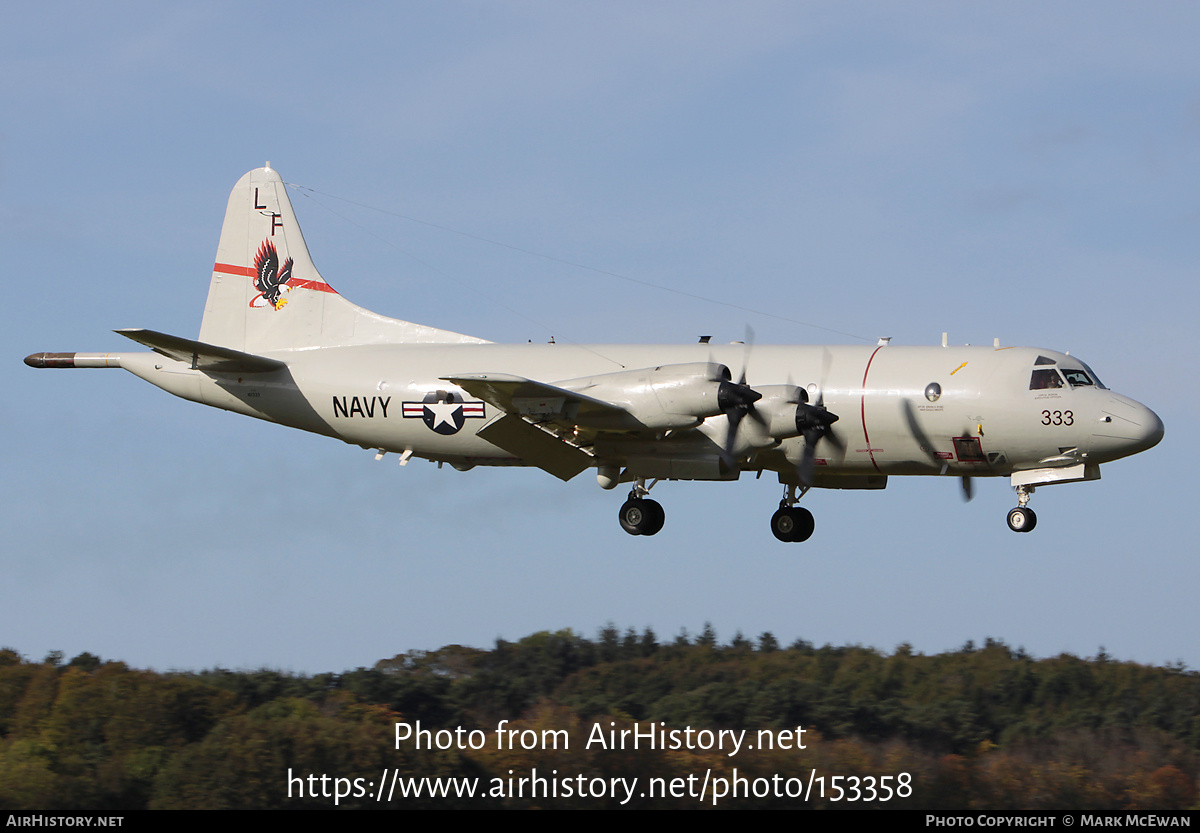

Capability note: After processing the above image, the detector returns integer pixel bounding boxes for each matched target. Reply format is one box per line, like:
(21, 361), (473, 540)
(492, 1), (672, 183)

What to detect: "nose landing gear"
(1006, 485), (1038, 533)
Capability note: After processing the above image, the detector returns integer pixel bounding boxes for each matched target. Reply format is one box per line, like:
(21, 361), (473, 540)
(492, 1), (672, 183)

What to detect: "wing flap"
(115, 328), (286, 373)
(477, 415), (592, 481)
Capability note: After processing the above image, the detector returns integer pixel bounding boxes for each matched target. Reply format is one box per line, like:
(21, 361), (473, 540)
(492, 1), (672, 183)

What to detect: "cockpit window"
(1034, 355), (1057, 366)
(1062, 369), (1094, 387)
(1079, 361), (1106, 389)
(1030, 368), (1064, 390)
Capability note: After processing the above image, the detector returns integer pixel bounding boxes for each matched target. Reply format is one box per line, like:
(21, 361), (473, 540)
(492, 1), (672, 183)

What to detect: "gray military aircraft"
(26, 166), (1164, 541)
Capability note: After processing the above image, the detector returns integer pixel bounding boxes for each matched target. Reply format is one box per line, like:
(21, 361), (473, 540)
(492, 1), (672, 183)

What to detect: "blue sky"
(3, 2), (1197, 674)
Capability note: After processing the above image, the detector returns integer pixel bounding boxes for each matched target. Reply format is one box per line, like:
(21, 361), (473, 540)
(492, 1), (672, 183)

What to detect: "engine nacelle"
(560, 361), (735, 432)
(753, 385), (809, 442)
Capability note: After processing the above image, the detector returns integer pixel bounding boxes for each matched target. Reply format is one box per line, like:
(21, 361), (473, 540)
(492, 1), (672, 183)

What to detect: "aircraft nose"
(1140, 406), (1166, 450)
(1092, 395), (1164, 460)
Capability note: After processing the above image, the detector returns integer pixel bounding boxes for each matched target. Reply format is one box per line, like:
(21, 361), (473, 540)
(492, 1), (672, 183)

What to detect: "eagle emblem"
(253, 240), (294, 310)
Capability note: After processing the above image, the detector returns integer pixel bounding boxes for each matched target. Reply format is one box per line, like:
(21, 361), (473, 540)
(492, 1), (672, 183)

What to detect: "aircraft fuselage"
(110, 341), (1161, 483)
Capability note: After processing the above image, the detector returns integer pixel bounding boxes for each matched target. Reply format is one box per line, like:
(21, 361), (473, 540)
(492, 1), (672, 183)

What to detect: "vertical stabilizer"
(199, 166), (486, 352)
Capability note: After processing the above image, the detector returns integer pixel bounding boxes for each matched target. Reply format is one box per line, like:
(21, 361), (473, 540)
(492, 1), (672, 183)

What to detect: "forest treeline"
(0, 629), (1197, 810)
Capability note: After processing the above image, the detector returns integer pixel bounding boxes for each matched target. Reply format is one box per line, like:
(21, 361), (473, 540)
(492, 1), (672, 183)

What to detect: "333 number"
(1041, 410), (1073, 426)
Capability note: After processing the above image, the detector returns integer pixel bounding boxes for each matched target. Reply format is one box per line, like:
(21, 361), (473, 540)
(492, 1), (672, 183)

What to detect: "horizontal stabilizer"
(115, 329), (285, 373)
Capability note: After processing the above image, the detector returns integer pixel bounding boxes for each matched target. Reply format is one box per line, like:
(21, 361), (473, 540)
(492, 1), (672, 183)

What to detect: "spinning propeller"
(717, 330), (767, 468)
(795, 385), (843, 487)
(900, 398), (974, 502)
(792, 347), (843, 487)
(714, 335), (844, 481)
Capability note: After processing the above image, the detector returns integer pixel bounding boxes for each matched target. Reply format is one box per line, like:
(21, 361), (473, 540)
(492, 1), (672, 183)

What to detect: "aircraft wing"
(115, 329), (286, 373)
(441, 373), (636, 429)
(442, 373), (628, 481)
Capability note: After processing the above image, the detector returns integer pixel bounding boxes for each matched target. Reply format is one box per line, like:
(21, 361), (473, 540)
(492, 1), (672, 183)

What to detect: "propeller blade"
(815, 347), (833, 408)
(795, 401), (840, 487)
(824, 424), (846, 453)
(718, 327), (767, 469)
(737, 326), (766, 430)
(721, 407), (745, 467)
(902, 399), (976, 503)
(790, 346), (846, 487)
(738, 325), (756, 385)
(798, 438), (816, 487)
(900, 398), (943, 468)
(718, 384), (765, 468)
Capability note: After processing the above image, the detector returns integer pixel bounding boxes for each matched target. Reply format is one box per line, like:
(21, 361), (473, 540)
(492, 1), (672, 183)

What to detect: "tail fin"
(199, 165), (486, 352)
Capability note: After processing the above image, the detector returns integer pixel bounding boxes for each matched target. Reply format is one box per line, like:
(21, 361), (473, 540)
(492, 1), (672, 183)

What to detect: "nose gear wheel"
(1007, 485), (1038, 533)
(1007, 506), (1037, 532)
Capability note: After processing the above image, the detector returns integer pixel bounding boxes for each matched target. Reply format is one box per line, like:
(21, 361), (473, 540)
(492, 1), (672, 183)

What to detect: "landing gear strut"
(618, 479), (664, 536)
(1006, 485), (1038, 533)
(771, 484), (815, 543)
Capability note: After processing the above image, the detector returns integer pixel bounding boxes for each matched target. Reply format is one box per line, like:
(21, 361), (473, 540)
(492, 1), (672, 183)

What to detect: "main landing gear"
(618, 480), (665, 536)
(771, 484), (815, 543)
(1006, 485), (1037, 533)
(616, 480), (818, 542)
